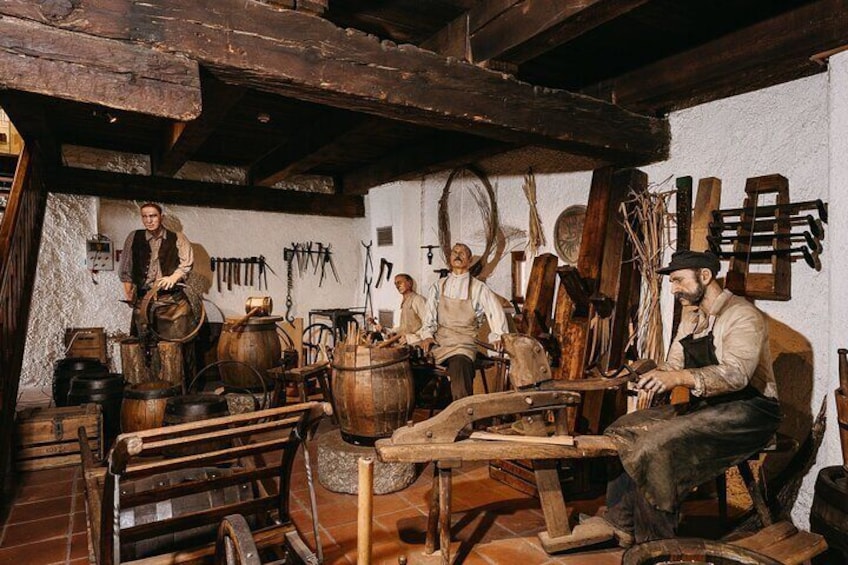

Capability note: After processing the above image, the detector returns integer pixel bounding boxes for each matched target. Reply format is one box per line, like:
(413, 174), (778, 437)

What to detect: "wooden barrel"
(119, 467), (253, 561)
(331, 344), (414, 446)
(52, 357), (107, 407)
(162, 394), (230, 456)
(810, 466), (848, 563)
(68, 372), (125, 446)
(121, 381), (182, 433)
(119, 338), (183, 387)
(217, 316), (282, 390)
(623, 539), (781, 565)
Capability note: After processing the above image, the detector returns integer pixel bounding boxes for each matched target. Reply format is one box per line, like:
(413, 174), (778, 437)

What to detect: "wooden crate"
(65, 327), (108, 364)
(15, 404), (102, 471)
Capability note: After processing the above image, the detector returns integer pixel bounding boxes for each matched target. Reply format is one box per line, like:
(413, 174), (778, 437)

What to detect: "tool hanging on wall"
(420, 245), (438, 265)
(362, 240), (374, 321)
(318, 245), (340, 287)
(375, 258), (393, 288)
(284, 248), (295, 322)
(210, 256), (270, 292)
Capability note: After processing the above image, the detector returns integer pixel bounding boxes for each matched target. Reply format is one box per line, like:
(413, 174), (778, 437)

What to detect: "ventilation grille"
(378, 309), (394, 328)
(376, 226), (393, 246)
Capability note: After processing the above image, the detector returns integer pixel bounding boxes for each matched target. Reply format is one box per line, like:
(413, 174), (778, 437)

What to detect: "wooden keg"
(217, 316), (282, 390)
(331, 344), (414, 446)
(810, 466), (848, 563)
(119, 467), (253, 561)
(68, 373), (125, 447)
(121, 380), (182, 433)
(119, 338), (183, 387)
(52, 357), (107, 407)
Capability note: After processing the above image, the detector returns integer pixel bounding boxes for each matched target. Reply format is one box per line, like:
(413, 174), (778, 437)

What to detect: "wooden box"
(15, 404), (103, 471)
(65, 327), (108, 364)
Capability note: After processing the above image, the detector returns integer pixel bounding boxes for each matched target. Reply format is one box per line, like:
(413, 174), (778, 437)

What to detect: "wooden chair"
(79, 401), (330, 565)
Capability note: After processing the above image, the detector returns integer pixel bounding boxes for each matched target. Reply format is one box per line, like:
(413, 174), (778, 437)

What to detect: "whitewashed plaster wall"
(367, 72), (837, 526)
(21, 189), (368, 393)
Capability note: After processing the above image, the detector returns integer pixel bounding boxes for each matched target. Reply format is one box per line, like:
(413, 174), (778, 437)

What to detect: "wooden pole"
(357, 456), (374, 565)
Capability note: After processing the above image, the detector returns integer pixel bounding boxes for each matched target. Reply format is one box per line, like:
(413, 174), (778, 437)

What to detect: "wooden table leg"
(438, 462), (454, 565)
(425, 465), (439, 555)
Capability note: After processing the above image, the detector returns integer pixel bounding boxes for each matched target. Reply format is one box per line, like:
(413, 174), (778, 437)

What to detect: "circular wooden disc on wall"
(554, 205), (586, 264)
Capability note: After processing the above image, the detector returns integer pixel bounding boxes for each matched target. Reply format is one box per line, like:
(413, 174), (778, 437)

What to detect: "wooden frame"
(79, 402), (330, 565)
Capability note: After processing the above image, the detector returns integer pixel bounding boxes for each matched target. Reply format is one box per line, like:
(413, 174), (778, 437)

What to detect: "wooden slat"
(0, 0), (669, 163)
(139, 416), (300, 452)
(48, 166), (365, 218)
(0, 15), (200, 120)
(583, 0), (848, 114)
(521, 253), (559, 338)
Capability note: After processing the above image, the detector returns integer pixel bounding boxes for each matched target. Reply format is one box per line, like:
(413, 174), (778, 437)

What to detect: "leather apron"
(432, 278), (478, 365)
(397, 294), (423, 336)
(605, 322), (781, 513)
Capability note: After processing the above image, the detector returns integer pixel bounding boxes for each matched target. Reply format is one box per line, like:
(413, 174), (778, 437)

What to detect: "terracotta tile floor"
(1, 418), (734, 565)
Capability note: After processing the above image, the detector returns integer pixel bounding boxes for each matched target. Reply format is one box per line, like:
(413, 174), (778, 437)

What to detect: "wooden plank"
(0, 15), (200, 120)
(48, 166), (365, 217)
(582, 0), (848, 114)
(522, 253), (560, 338)
(153, 73), (246, 177)
(0, 0), (669, 163)
(671, 176), (693, 340)
(691, 177), (722, 252)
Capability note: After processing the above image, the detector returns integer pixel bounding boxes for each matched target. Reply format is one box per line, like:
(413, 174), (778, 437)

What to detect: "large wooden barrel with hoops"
(119, 467), (253, 561)
(331, 344), (414, 446)
(217, 316), (282, 390)
(810, 465), (848, 563)
(121, 380), (182, 433)
(67, 372), (125, 446)
(52, 357), (108, 407)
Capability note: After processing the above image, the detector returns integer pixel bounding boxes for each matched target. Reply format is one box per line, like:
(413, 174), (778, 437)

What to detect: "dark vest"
(131, 228), (179, 290)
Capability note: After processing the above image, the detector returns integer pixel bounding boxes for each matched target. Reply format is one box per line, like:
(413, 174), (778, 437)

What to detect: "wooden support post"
(671, 176), (693, 339)
(522, 253), (559, 338)
(437, 461), (458, 565)
(357, 457), (374, 565)
(425, 466), (440, 555)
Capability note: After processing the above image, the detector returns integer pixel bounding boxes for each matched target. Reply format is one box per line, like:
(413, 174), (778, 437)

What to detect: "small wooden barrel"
(119, 467), (253, 561)
(162, 394), (230, 457)
(68, 373), (125, 447)
(810, 466), (848, 562)
(120, 338), (183, 387)
(622, 539), (781, 565)
(121, 381), (182, 433)
(331, 344), (414, 446)
(53, 357), (107, 407)
(217, 316), (282, 390)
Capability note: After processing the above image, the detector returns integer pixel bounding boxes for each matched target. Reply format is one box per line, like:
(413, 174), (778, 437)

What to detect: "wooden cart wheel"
(215, 514), (261, 565)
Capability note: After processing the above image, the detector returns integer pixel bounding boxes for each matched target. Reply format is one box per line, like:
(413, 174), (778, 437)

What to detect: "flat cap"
(657, 250), (721, 275)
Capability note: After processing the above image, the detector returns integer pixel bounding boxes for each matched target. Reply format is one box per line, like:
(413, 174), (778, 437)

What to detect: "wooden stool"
(267, 362), (335, 419)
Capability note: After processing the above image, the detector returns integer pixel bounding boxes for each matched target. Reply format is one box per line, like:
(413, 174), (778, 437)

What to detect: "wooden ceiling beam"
(49, 166), (364, 217)
(0, 15), (200, 121)
(153, 74), (246, 177)
(249, 112), (366, 186)
(422, 0), (650, 66)
(342, 134), (514, 195)
(0, 1), (668, 164)
(0, 91), (61, 170)
(581, 0), (848, 114)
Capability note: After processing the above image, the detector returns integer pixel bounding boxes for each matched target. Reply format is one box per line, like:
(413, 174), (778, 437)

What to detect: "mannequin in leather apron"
(599, 250), (781, 545)
(118, 202), (194, 336)
(377, 274), (426, 343)
(412, 243), (509, 400)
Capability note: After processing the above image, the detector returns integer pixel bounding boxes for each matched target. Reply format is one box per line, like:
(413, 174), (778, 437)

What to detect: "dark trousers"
(444, 355), (475, 400)
(605, 466), (678, 544)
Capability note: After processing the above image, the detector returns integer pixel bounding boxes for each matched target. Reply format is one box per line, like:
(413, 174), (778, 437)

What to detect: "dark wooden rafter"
(0, 15), (200, 121)
(249, 112), (366, 186)
(49, 167), (364, 218)
(153, 73), (246, 177)
(0, 0), (668, 165)
(422, 0), (651, 66)
(342, 133), (513, 195)
(581, 0), (848, 113)
(0, 91), (61, 170)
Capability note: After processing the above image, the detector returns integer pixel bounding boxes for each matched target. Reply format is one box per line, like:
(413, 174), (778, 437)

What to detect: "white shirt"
(418, 272), (509, 344)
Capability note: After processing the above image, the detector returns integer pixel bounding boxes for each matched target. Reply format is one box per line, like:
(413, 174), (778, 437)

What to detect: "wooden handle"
(357, 457), (374, 565)
(231, 307), (262, 331)
(839, 348), (848, 396)
(376, 333), (404, 348)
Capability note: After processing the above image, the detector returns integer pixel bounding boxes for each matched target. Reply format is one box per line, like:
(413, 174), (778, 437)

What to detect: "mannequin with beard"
(587, 250), (781, 546)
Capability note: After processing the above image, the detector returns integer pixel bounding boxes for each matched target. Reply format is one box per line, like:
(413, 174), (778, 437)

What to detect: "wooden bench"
(79, 401), (330, 565)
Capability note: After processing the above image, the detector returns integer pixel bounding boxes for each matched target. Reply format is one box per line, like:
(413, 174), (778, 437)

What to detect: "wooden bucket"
(121, 381), (182, 433)
(331, 344), (414, 446)
(162, 394), (230, 457)
(119, 467), (253, 561)
(119, 338), (183, 387)
(810, 466), (848, 562)
(217, 316), (282, 390)
(622, 539), (781, 564)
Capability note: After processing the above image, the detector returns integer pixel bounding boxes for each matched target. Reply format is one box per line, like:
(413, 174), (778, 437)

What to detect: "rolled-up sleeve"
(118, 232), (135, 283)
(475, 283), (509, 343)
(417, 283), (440, 341)
(690, 308), (765, 397)
(173, 232), (194, 279)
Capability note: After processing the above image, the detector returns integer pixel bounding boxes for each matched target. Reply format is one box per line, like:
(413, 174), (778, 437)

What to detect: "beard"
(675, 280), (706, 306)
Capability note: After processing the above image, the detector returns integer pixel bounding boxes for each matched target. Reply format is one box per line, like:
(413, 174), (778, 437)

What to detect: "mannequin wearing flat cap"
(588, 250), (781, 546)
